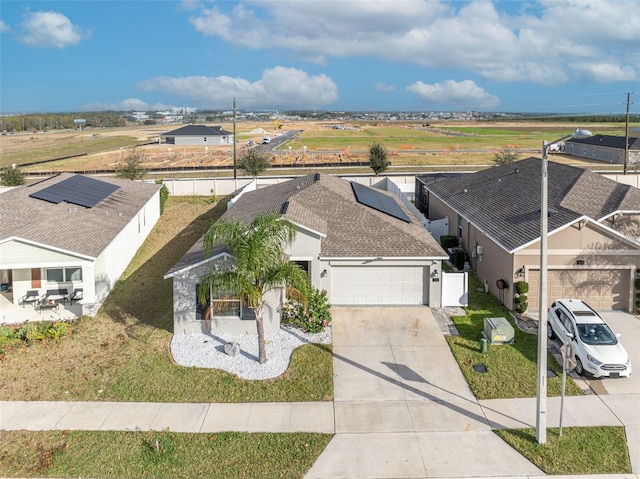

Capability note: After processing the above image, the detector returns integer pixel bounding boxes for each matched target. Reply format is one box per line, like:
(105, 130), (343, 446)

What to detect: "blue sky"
(1, 0), (638, 114)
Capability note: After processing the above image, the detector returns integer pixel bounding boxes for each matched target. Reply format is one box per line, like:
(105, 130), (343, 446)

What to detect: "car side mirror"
(566, 332), (574, 340)
(616, 333), (621, 338)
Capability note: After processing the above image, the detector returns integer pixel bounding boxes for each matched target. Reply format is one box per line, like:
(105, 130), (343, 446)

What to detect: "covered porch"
(0, 289), (81, 325)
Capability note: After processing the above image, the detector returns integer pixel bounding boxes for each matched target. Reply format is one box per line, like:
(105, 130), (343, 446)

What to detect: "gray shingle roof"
(166, 174), (446, 276)
(425, 158), (640, 252)
(161, 125), (233, 137)
(567, 134), (640, 150)
(0, 174), (160, 258)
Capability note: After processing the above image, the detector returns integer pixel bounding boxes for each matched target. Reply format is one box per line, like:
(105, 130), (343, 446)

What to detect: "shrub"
(452, 248), (466, 270)
(440, 235), (459, 250)
(636, 277), (640, 290)
(515, 281), (529, 295)
(155, 180), (169, 214)
(282, 287), (332, 333)
(514, 295), (528, 304)
(515, 301), (528, 314)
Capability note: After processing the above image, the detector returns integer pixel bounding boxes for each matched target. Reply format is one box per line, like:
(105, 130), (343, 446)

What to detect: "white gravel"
(170, 325), (332, 380)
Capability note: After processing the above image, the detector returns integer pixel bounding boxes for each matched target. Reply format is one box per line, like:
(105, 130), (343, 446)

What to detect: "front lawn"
(446, 273), (582, 399)
(0, 196), (333, 403)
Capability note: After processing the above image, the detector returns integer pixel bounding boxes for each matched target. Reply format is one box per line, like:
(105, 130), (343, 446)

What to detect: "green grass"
(445, 274), (582, 399)
(496, 427), (631, 475)
(0, 430), (332, 479)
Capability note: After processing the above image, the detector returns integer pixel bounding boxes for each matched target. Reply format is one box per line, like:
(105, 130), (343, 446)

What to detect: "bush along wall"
(514, 281), (529, 314)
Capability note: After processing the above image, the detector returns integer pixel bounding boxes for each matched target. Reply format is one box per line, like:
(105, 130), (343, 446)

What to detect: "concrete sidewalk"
(1, 306), (639, 479)
(0, 400), (334, 434)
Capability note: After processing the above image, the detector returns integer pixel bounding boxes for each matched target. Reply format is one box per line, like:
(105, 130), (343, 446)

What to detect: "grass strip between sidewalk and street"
(495, 426), (631, 475)
(0, 430), (332, 479)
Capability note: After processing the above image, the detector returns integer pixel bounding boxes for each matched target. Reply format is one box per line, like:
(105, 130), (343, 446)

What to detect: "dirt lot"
(0, 120), (619, 174)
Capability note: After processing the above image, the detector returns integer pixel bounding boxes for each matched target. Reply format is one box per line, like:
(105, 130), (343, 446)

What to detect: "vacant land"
(1, 120), (626, 174)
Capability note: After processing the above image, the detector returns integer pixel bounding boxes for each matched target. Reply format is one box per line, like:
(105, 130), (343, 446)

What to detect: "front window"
(577, 323), (618, 346)
(46, 268), (64, 282)
(195, 283), (242, 319)
(66, 267), (82, 282)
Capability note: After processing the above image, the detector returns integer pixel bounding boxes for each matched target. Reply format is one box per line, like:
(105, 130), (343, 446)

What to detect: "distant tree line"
(491, 114), (640, 123)
(0, 112), (126, 132)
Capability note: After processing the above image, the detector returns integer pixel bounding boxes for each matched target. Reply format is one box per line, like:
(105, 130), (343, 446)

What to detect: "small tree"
(368, 142), (390, 176)
(493, 148), (519, 165)
(199, 213), (309, 364)
(238, 148), (270, 178)
(0, 165), (25, 186)
(116, 148), (146, 180)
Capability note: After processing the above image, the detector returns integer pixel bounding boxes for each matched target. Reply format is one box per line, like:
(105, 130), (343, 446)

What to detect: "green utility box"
(482, 317), (515, 344)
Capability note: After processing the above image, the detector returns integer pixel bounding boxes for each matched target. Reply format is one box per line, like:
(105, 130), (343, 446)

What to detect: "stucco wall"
(170, 259), (282, 335)
(172, 135), (232, 146)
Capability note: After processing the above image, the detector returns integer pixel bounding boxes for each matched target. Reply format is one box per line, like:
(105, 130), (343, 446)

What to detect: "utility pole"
(623, 92), (632, 175)
(233, 97), (237, 180)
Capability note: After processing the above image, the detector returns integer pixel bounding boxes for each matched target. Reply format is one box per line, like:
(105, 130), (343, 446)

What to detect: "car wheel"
(547, 322), (556, 340)
(574, 356), (584, 376)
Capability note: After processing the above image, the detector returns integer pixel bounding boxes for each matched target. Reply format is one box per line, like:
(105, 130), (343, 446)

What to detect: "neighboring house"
(161, 125), (233, 146)
(565, 134), (640, 166)
(0, 173), (161, 320)
(165, 173), (448, 335)
(417, 158), (640, 312)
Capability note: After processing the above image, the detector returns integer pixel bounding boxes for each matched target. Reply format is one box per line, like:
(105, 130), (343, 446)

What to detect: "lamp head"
(571, 128), (593, 140)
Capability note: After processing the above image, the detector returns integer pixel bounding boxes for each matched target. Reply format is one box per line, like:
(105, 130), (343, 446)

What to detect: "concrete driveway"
(306, 306), (543, 479)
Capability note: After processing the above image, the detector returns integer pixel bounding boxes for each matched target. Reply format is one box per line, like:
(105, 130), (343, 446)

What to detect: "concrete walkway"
(1, 306), (639, 478)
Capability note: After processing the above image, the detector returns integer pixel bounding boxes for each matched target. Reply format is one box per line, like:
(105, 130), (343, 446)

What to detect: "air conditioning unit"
(483, 317), (514, 344)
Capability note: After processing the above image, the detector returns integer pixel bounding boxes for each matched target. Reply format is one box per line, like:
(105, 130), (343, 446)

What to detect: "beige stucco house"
(165, 173), (448, 335)
(417, 158), (640, 312)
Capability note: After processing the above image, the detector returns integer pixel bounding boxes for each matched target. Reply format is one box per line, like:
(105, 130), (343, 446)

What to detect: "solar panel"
(30, 175), (120, 208)
(351, 182), (411, 223)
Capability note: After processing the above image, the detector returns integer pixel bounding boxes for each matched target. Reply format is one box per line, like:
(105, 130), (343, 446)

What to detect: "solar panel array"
(29, 175), (120, 208)
(351, 182), (411, 223)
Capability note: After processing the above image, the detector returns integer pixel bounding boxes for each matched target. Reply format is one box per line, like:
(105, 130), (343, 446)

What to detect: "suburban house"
(165, 173), (448, 335)
(416, 158), (640, 312)
(565, 134), (640, 166)
(161, 125), (233, 146)
(0, 173), (161, 322)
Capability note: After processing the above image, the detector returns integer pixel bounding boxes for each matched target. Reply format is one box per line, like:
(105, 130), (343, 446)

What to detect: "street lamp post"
(537, 128), (592, 444)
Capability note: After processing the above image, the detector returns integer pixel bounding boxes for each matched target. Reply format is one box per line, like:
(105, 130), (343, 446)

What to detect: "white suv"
(548, 299), (631, 378)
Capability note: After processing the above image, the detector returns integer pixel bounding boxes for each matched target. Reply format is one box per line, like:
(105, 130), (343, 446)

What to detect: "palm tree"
(199, 212), (309, 364)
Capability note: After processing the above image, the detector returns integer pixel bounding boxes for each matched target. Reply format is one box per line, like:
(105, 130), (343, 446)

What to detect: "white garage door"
(331, 266), (427, 305)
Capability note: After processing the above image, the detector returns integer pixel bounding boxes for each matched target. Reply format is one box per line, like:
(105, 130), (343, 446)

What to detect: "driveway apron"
(305, 306), (543, 479)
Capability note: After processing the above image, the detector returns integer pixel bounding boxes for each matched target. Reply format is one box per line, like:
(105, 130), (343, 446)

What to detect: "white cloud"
(81, 98), (172, 112)
(188, 0), (638, 85)
(0, 20), (9, 33)
(375, 82), (396, 92)
(137, 67), (338, 109)
(406, 79), (500, 110)
(19, 11), (88, 48)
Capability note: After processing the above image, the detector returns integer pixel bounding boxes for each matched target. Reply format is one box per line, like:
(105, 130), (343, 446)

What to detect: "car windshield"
(576, 323), (618, 346)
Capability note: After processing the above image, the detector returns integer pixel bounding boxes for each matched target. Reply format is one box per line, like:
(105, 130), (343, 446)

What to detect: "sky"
(1, 0), (639, 115)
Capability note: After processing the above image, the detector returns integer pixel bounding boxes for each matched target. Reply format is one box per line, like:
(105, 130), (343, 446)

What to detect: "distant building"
(565, 134), (640, 166)
(161, 125), (233, 146)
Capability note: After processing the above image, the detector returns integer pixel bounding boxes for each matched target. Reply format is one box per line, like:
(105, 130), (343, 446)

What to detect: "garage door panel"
(528, 269), (630, 311)
(332, 266), (427, 305)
